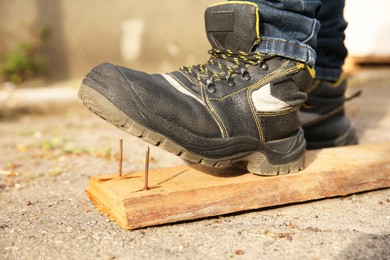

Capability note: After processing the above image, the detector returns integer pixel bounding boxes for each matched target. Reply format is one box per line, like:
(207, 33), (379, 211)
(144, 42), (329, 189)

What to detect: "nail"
(144, 146), (150, 190)
(119, 138), (123, 177)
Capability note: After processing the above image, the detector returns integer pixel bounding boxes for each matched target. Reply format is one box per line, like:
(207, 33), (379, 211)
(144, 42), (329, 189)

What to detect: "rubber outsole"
(78, 84), (305, 176)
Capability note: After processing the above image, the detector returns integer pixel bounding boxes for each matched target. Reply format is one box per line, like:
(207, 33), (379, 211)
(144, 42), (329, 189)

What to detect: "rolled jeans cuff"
(255, 37), (317, 67)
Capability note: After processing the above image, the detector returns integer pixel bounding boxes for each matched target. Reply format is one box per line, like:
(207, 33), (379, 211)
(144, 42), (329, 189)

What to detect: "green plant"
(0, 26), (51, 84)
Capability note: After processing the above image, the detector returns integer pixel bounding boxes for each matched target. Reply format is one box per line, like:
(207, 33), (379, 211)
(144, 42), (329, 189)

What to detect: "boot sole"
(79, 84), (305, 176)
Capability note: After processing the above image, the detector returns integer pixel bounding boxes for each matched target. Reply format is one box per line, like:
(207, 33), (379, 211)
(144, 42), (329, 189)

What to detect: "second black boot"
(78, 2), (315, 175)
(299, 77), (359, 149)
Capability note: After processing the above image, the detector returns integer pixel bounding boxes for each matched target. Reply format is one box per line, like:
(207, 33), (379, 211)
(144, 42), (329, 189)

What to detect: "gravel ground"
(0, 68), (389, 259)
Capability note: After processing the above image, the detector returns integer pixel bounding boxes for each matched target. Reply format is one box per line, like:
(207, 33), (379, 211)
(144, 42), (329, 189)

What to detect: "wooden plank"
(86, 142), (390, 229)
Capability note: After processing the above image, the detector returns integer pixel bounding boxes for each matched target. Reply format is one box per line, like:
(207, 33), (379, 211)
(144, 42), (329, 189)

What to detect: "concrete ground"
(0, 68), (389, 259)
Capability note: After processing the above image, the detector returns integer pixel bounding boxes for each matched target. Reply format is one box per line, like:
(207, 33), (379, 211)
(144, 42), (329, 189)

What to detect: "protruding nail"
(144, 146), (150, 190)
(119, 138), (123, 177)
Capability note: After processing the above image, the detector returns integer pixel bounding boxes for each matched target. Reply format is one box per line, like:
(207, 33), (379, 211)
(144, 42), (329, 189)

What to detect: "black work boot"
(299, 77), (359, 149)
(78, 2), (315, 175)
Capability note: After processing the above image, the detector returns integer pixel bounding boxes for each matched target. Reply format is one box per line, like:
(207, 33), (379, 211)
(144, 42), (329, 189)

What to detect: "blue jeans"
(245, 0), (347, 81)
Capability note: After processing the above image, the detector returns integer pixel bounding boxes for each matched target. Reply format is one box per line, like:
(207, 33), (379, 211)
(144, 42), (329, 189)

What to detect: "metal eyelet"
(243, 74), (251, 81)
(240, 68), (251, 81)
(225, 75), (235, 87)
(206, 79), (216, 93)
(260, 61), (269, 71)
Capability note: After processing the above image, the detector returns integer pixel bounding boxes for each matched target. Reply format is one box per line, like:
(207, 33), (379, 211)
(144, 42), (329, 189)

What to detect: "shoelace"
(180, 48), (271, 93)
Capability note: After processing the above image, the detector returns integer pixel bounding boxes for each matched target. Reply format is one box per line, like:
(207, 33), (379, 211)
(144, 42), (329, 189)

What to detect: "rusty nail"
(144, 146), (150, 190)
(119, 138), (123, 177)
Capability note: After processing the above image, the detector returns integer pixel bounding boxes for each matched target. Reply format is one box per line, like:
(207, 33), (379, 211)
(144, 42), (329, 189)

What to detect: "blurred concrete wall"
(0, 0), (215, 80)
(2, 0), (389, 81)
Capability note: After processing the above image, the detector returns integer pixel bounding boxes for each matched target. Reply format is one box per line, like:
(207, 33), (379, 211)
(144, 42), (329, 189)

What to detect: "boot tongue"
(205, 2), (260, 52)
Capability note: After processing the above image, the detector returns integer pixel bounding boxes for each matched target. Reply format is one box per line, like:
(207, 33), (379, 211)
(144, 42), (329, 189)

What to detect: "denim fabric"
(315, 0), (347, 81)
(240, 0), (347, 81)
(245, 0), (321, 66)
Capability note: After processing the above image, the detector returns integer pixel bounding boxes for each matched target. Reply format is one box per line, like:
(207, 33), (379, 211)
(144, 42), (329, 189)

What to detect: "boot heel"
(237, 129), (306, 176)
(245, 152), (305, 176)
